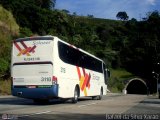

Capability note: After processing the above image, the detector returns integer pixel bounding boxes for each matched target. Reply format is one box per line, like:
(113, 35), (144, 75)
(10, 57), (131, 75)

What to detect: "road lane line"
(19, 111), (51, 117)
(78, 102), (97, 107)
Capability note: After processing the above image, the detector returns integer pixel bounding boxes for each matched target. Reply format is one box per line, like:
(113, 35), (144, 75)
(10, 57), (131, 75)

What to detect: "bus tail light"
(52, 76), (57, 84)
(11, 77), (13, 89)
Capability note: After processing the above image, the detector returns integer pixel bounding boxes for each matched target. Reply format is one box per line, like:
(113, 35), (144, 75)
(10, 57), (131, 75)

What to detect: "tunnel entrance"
(125, 79), (148, 95)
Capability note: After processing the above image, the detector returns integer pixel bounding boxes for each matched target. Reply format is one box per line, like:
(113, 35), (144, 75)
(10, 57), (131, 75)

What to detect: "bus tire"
(92, 96), (97, 100)
(72, 87), (79, 103)
(159, 93), (160, 99)
(98, 88), (103, 100)
(92, 88), (103, 100)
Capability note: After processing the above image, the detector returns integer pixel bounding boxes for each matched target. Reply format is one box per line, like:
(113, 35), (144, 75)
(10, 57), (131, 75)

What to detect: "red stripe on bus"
(76, 66), (81, 80)
(23, 47), (32, 55)
(81, 73), (89, 91)
(82, 68), (86, 77)
(21, 41), (28, 49)
(86, 73), (91, 87)
(29, 45), (36, 53)
(14, 41), (22, 51)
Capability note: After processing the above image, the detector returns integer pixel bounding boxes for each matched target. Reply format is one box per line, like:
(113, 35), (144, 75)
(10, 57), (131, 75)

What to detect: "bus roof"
(57, 37), (104, 63)
(14, 35), (54, 42)
(14, 35), (104, 63)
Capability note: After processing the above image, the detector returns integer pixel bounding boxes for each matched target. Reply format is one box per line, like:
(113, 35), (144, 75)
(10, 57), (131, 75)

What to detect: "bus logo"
(76, 66), (91, 96)
(14, 41), (36, 56)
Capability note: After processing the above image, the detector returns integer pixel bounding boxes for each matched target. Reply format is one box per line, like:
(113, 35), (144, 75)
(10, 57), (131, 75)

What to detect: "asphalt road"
(0, 94), (160, 120)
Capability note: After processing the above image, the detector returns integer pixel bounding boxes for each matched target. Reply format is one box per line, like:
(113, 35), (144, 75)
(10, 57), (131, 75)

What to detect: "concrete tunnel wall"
(123, 78), (148, 95)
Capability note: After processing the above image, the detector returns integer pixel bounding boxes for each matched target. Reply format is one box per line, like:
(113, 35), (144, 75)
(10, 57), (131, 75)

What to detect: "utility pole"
(152, 62), (160, 99)
(152, 71), (159, 96)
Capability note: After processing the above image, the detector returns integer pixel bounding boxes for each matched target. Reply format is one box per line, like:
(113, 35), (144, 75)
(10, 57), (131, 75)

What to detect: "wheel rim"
(72, 88), (78, 103)
(100, 89), (103, 96)
(74, 89), (78, 101)
(99, 89), (103, 100)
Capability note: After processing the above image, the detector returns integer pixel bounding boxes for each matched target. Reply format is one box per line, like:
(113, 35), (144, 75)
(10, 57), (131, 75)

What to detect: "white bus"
(11, 36), (109, 103)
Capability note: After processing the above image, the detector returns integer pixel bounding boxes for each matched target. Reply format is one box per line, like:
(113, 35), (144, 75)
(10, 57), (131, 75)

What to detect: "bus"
(11, 36), (109, 103)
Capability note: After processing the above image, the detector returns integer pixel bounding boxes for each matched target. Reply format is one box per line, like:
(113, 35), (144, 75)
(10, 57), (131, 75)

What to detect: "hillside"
(0, 5), (19, 78)
(0, 5), (19, 95)
(0, 5), (19, 35)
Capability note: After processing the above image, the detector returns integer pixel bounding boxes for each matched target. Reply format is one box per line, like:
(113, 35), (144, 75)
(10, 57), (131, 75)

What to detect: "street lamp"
(152, 71), (159, 96)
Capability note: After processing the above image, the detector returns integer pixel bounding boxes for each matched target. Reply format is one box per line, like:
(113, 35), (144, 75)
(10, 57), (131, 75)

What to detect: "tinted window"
(58, 41), (102, 73)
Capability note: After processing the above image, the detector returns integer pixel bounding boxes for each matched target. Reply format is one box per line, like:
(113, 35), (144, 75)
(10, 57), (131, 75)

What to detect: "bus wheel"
(98, 88), (103, 100)
(92, 96), (97, 100)
(159, 93), (160, 99)
(72, 87), (78, 103)
(92, 88), (103, 100)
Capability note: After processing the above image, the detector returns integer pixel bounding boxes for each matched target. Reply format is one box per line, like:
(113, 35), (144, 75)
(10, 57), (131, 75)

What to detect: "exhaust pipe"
(17, 92), (22, 96)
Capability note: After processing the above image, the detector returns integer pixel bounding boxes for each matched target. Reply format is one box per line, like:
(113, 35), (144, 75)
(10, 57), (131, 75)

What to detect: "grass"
(108, 68), (134, 93)
(0, 79), (11, 95)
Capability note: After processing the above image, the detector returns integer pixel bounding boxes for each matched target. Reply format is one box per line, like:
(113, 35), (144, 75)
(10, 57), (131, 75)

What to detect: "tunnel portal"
(124, 78), (148, 95)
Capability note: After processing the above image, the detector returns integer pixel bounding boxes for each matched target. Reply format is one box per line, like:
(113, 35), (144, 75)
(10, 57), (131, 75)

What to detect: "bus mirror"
(104, 69), (110, 84)
(106, 69), (110, 78)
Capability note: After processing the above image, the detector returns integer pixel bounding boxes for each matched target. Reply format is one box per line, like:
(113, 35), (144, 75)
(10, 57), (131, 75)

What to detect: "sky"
(55, 0), (160, 20)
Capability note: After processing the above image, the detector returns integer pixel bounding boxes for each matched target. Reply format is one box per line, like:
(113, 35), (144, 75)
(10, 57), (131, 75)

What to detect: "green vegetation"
(0, 5), (19, 35)
(0, 1), (160, 94)
(0, 79), (11, 95)
(0, 5), (19, 95)
(0, 5), (19, 78)
(108, 69), (134, 93)
(116, 11), (129, 21)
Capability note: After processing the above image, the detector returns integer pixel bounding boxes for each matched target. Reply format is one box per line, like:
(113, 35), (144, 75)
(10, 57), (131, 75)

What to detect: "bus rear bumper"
(12, 85), (59, 100)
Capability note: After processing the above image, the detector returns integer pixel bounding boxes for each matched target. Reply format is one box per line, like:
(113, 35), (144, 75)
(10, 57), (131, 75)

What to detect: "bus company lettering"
(24, 57), (40, 61)
(33, 41), (51, 46)
(92, 74), (100, 80)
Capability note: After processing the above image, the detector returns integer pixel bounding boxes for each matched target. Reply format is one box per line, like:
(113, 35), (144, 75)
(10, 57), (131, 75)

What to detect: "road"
(0, 94), (160, 120)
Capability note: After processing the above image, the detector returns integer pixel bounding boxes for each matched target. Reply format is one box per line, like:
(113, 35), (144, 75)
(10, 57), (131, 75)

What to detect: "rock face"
(0, 5), (19, 36)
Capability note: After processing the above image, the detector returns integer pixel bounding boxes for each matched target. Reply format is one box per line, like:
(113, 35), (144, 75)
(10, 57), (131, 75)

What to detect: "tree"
(116, 11), (129, 21)
(0, 0), (57, 34)
(62, 9), (70, 14)
(0, 0), (56, 10)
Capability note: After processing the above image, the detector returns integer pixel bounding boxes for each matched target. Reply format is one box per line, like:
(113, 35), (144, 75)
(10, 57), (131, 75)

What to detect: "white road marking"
(78, 102), (97, 108)
(19, 111), (51, 117)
